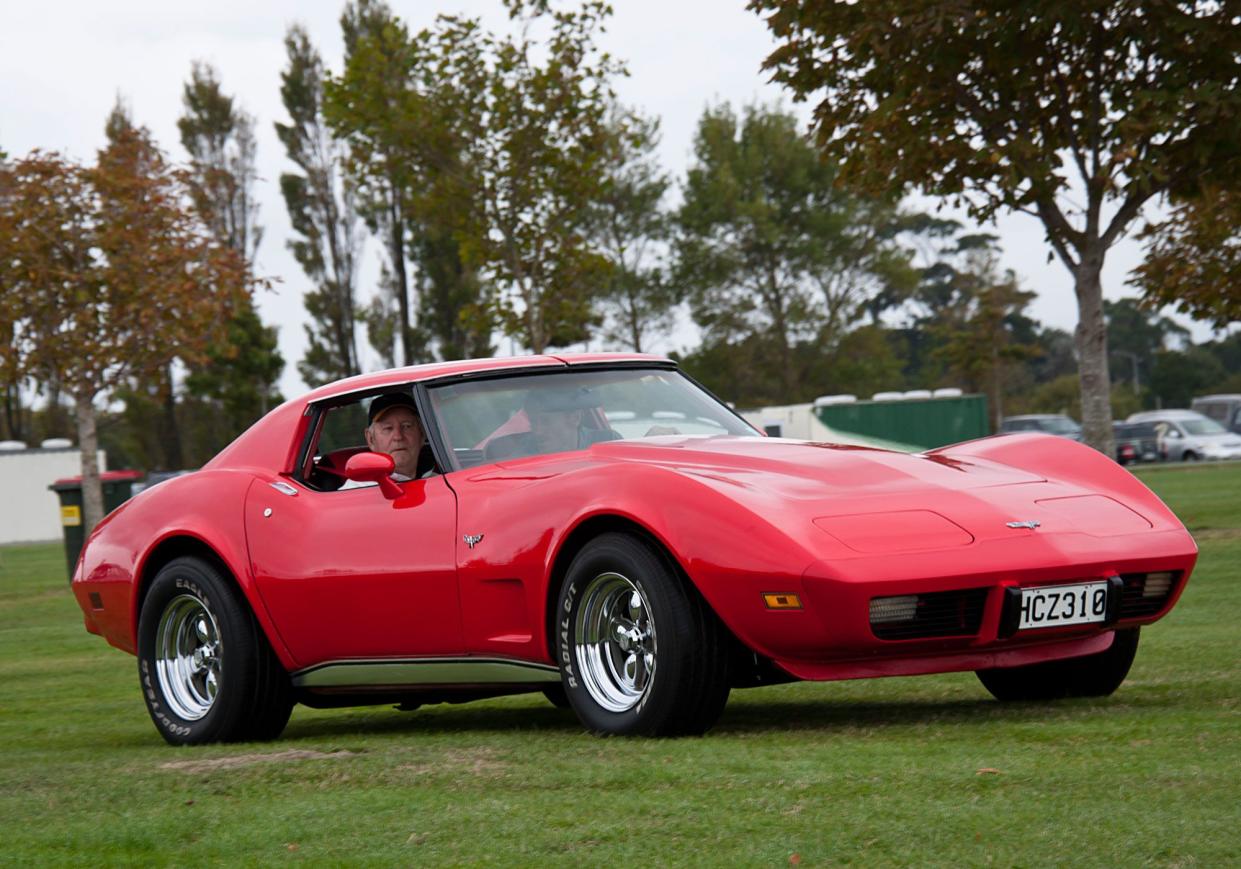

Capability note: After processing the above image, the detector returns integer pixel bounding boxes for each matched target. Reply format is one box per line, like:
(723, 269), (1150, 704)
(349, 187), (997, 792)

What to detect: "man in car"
(364, 393), (426, 480)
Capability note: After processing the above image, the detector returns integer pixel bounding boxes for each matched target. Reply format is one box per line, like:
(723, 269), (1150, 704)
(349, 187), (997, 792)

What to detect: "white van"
(1127, 409), (1241, 461)
(1191, 394), (1241, 435)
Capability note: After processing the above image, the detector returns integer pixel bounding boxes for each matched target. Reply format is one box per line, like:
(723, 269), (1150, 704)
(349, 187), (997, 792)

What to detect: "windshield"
(426, 367), (757, 470)
(1180, 417), (1228, 436)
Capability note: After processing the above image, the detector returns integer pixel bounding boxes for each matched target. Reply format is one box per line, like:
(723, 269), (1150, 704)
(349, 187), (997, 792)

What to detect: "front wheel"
(137, 556), (293, 745)
(554, 533), (730, 736)
(976, 628), (1140, 702)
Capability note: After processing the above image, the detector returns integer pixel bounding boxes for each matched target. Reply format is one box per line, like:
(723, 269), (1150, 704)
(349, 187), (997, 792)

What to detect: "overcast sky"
(2, 1), (1215, 398)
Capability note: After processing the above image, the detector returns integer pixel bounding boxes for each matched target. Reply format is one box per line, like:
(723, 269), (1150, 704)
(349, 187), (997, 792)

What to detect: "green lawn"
(2, 465), (1238, 866)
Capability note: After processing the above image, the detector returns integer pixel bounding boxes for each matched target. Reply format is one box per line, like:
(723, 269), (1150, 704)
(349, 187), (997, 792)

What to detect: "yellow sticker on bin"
(61, 505), (81, 526)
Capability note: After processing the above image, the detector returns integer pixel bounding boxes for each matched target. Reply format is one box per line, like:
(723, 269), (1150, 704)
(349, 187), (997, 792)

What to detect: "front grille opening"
(869, 588), (988, 640)
(1119, 571), (1179, 618)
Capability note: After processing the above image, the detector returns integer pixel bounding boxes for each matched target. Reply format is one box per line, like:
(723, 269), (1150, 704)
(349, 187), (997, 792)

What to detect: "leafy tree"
(1104, 298), (1187, 397)
(589, 107), (678, 353)
(929, 252), (1038, 428)
(0, 131), (246, 530)
(816, 325), (906, 401)
(1028, 327), (1079, 386)
(1198, 332), (1241, 381)
(454, 1), (621, 353)
(676, 102), (915, 402)
(753, 0), (1241, 455)
(178, 62), (262, 260)
(1130, 188), (1241, 329)
(326, 0), (426, 365)
(277, 24), (363, 386)
(406, 14), (496, 361)
(178, 63), (283, 439)
(1149, 347), (1228, 409)
(676, 333), (785, 408)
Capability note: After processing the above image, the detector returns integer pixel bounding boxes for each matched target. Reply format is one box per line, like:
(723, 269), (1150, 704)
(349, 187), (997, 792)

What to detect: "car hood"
(584, 436), (1158, 554)
(591, 435), (1045, 495)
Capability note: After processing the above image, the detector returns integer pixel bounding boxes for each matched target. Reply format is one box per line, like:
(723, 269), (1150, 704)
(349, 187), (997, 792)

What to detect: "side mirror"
(345, 451), (403, 500)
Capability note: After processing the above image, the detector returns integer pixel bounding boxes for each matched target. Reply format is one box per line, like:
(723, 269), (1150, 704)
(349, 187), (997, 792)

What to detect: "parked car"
(1112, 421), (1162, 466)
(1126, 409), (1241, 462)
(1190, 394), (1241, 435)
(999, 414), (1083, 440)
(71, 354), (1198, 744)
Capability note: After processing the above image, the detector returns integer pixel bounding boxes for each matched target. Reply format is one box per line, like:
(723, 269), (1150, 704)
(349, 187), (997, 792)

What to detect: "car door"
(244, 474), (463, 668)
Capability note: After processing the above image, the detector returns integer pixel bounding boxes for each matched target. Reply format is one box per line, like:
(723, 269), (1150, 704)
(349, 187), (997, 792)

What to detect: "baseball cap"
(367, 392), (418, 425)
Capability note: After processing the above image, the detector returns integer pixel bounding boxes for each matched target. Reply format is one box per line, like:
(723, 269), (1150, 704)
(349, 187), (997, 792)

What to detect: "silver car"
(1126, 409), (1241, 462)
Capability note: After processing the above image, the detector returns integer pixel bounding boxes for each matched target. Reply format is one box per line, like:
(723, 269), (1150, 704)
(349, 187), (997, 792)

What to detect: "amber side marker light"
(763, 593), (803, 610)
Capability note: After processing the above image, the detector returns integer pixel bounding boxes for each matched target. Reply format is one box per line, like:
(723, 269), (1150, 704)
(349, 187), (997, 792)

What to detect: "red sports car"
(71, 354), (1197, 743)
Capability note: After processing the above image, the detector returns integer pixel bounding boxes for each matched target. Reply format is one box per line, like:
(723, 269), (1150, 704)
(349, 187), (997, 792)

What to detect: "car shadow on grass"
(280, 700), (583, 741)
(273, 688), (1165, 741)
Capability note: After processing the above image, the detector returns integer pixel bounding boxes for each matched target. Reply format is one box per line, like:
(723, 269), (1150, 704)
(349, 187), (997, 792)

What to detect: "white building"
(0, 444), (106, 544)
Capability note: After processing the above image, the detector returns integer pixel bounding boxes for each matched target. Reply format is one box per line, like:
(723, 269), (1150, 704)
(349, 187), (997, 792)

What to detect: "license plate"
(1018, 581), (1110, 630)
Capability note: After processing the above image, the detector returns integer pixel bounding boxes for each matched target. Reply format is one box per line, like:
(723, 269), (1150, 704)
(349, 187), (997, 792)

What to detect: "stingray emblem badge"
(463, 534), (484, 549)
(1006, 520), (1041, 530)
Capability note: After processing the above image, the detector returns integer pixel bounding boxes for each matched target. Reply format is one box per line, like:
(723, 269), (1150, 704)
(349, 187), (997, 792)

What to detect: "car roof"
(301, 352), (670, 404)
(1126, 409), (1206, 421)
(1002, 414), (1073, 421)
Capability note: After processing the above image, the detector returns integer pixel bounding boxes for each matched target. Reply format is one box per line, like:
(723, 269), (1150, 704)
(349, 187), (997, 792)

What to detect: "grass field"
(2, 464), (1239, 866)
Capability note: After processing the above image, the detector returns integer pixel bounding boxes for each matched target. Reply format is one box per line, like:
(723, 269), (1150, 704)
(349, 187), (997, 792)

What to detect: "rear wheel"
(976, 628), (1140, 702)
(1182, 451), (1199, 462)
(137, 556), (293, 745)
(554, 533), (730, 736)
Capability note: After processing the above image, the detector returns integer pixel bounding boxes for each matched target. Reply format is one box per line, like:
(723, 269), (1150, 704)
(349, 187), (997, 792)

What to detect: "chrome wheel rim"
(154, 593), (221, 721)
(573, 572), (656, 713)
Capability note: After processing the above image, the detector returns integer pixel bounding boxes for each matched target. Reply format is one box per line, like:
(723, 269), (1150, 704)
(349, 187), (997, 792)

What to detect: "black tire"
(1182, 451), (1199, 462)
(976, 628), (1140, 702)
(137, 556), (293, 745)
(554, 532), (730, 736)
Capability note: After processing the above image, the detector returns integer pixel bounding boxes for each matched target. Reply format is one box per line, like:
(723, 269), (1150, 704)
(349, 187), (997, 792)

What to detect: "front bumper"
(711, 528), (1197, 682)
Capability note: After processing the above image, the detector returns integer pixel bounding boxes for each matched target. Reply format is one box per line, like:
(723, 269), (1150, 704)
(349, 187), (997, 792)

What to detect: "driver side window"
(302, 401), (371, 492)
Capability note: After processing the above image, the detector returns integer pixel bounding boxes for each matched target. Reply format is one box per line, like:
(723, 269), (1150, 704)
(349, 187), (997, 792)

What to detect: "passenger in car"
(485, 388), (619, 460)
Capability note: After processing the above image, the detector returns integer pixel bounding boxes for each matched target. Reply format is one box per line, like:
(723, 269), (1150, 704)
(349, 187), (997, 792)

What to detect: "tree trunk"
(74, 389), (104, 534)
(991, 343), (1003, 431)
(2, 382), (26, 442)
(388, 194), (412, 366)
(1073, 253), (1115, 457)
(161, 363), (184, 470)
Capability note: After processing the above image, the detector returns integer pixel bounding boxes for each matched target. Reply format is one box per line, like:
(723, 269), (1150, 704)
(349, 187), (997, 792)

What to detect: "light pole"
(1115, 351), (1141, 396)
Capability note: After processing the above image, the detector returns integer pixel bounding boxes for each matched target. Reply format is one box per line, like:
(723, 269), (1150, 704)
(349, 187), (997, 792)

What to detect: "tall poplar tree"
(178, 62), (283, 447)
(462, 0), (619, 353)
(589, 107), (677, 353)
(326, 0), (424, 365)
(277, 24), (363, 386)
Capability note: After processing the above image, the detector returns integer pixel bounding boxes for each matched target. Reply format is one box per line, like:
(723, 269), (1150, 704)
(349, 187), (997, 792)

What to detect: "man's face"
(529, 407), (581, 454)
(365, 407), (424, 477)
